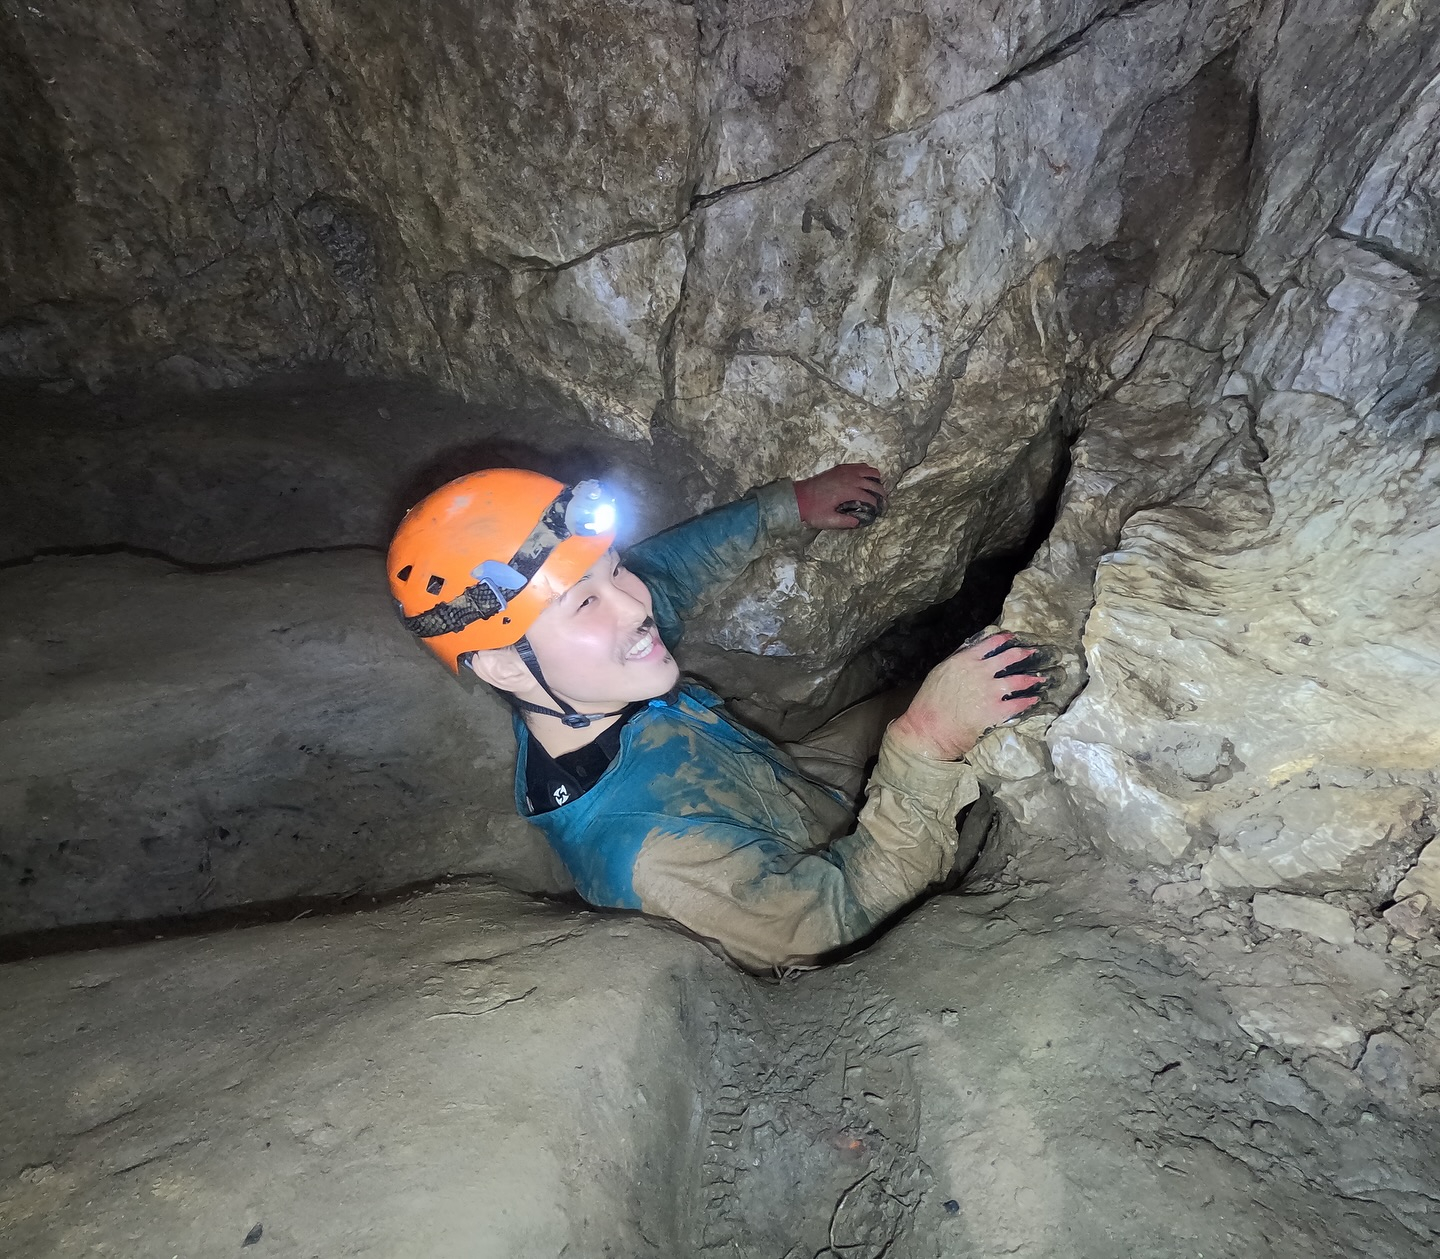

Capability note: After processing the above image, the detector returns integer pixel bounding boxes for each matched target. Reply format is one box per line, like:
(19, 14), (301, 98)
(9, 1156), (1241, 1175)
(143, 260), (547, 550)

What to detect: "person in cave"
(387, 466), (1044, 972)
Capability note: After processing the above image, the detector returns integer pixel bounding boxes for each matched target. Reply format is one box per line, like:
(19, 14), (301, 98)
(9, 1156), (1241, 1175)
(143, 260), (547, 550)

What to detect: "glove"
(794, 463), (888, 529)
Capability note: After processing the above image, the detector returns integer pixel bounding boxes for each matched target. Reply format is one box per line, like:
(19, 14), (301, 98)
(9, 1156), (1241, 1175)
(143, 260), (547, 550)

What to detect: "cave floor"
(4, 850), (1436, 1259)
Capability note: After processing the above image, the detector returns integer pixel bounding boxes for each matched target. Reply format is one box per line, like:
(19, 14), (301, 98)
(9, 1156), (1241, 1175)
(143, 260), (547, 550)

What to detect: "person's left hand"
(794, 463), (888, 529)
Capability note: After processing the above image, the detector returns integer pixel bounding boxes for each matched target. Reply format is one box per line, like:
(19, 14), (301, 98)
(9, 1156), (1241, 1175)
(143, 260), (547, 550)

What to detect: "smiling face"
(510, 549), (680, 710)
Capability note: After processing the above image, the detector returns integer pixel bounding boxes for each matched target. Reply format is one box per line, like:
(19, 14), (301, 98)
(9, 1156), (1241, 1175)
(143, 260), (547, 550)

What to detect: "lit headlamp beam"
(565, 480), (619, 537)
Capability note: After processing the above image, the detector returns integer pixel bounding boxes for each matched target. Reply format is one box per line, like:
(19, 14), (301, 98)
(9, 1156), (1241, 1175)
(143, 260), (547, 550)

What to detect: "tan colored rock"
(1202, 785), (1429, 895)
(0, 552), (564, 934)
(1384, 895), (1435, 941)
(3, 0), (1278, 696)
(1224, 984), (1366, 1064)
(672, 1), (1260, 685)
(7, 866), (1431, 1256)
(1251, 893), (1355, 947)
(0, 885), (708, 1257)
(1, 0), (700, 393)
(511, 230), (690, 441)
(1395, 838), (1440, 904)
(1031, 236), (1440, 887)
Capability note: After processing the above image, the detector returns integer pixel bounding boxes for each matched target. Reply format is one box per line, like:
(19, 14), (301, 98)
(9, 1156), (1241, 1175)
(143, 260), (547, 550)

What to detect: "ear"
(466, 646), (531, 696)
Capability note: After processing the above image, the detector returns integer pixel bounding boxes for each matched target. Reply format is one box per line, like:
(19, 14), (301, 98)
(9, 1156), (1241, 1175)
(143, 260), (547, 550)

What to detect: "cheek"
(526, 616), (621, 681)
(616, 573), (654, 613)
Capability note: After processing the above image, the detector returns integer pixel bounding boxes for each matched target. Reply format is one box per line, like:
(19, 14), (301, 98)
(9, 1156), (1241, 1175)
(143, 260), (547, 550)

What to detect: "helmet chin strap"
(511, 636), (626, 730)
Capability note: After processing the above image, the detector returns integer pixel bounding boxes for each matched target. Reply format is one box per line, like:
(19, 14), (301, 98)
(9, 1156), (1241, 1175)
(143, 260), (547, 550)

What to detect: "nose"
(607, 580), (651, 626)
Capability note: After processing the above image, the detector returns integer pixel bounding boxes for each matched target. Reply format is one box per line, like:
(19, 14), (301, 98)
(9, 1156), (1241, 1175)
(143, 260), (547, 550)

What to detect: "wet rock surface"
(3, 862), (1436, 1257)
(0, 549), (570, 936)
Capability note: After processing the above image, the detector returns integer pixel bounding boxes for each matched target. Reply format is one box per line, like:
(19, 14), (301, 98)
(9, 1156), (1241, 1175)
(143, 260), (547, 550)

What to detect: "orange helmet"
(388, 468), (617, 673)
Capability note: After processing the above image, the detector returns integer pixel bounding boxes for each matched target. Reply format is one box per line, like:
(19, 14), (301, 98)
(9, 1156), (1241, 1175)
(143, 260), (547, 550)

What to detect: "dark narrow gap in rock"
(0, 875), (478, 964)
(864, 437), (1074, 695)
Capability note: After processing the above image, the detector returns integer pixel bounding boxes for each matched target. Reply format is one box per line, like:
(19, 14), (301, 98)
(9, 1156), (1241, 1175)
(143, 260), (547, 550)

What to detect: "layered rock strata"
(17, 0), (1436, 691)
(0, 550), (567, 935)
(4, 865), (1437, 1257)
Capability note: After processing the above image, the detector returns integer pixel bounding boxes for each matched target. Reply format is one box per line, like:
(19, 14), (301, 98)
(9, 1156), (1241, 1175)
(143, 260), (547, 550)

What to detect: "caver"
(388, 465), (1045, 971)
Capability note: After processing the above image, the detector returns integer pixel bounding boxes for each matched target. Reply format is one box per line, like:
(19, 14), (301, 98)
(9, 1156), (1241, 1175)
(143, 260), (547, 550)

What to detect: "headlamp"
(565, 480), (618, 536)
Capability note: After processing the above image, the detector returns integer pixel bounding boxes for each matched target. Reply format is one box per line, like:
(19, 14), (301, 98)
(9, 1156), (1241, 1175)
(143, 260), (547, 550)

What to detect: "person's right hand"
(888, 632), (1045, 761)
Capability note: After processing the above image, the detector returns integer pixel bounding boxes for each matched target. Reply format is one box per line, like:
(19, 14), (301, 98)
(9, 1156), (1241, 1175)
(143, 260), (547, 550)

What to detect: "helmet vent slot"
(425, 574), (445, 595)
(396, 565), (413, 582)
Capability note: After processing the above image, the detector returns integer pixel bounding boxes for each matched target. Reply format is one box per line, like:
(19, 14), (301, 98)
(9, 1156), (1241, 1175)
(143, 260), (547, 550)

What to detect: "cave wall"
(5, 0), (1354, 692)
(0, 549), (582, 935)
(972, 4), (1440, 951)
(3, 0), (1439, 937)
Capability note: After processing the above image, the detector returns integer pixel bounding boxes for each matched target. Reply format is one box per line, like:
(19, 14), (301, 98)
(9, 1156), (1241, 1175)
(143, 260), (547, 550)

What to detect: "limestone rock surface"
(4, 861), (1438, 1257)
(0, 375), (705, 567)
(3, 0), (1360, 693)
(0, 886), (700, 1257)
(970, 3), (1440, 937)
(0, 550), (565, 936)
(4, 13), (1440, 1251)
(1252, 892), (1356, 948)
(1398, 840), (1440, 905)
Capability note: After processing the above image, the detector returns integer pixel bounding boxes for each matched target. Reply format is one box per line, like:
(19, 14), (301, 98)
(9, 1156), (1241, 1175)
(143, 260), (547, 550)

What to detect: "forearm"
(827, 731), (979, 920)
(623, 480), (803, 641)
(630, 733), (978, 971)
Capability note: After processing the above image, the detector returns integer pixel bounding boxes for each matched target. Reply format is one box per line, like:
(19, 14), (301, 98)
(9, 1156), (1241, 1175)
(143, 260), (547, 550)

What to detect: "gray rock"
(0, 885), (704, 1257)
(5, 867), (1438, 1257)
(0, 552), (565, 934)
(1221, 983), (1366, 1064)
(0, 0), (1365, 698)
(1358, 1031), (1421, 1096)
(1396, 838), (1440, 904)
(1252, 893), (1356, 947)
(1153, 880), (1207, 914)
(0, 376), (707, 566)
(1385, 895), (1436, 941)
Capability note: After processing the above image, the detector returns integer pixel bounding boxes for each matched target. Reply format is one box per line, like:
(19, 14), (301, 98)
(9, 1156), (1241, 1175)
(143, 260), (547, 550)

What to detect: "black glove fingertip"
(1002, 682), (1046, 701)
(835, 499), (879, 526)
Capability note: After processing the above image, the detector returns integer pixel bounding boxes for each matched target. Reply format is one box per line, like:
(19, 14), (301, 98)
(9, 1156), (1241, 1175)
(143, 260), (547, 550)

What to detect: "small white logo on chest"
(552, 785), (570, 806)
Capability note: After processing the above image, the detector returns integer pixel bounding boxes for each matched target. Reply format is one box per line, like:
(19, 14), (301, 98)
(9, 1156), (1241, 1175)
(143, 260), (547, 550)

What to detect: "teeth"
(626, 632), (653, 659)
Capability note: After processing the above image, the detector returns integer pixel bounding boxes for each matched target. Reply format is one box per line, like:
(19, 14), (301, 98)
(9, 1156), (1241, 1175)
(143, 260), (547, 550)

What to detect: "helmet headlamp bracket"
(400, 480), (618, 642)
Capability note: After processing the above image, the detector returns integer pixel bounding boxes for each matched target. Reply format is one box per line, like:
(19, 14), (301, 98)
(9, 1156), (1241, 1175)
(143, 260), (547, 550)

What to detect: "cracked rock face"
(1, 0), (1377, 696)
(1, 0), (1437, 940)
(3, 2), (1440, 1252)
(974, 47), (1440, 925)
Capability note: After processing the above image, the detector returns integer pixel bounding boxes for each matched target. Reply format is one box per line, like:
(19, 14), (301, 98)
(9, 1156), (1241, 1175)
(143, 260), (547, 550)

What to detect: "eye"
(578, 594), (597, 610)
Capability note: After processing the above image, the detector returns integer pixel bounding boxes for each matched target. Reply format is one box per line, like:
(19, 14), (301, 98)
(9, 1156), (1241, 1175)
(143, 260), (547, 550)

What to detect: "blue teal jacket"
(513, 482), (979, 970)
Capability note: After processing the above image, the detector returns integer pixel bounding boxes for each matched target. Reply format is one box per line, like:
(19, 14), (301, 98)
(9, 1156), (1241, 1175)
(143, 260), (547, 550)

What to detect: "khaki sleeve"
(843, 732), (981, 914)
(631, 730), (979, 971)
(748, 477), (805, 536)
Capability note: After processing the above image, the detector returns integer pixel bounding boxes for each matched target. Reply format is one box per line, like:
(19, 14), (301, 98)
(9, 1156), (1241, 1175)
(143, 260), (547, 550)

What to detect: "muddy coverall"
(515, 481), (979, 971)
